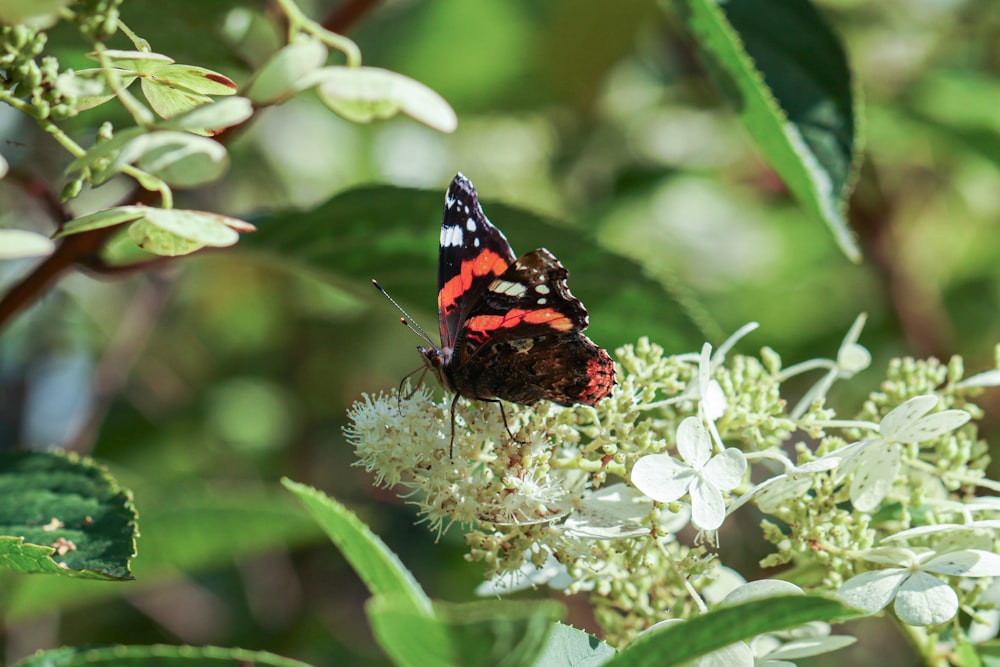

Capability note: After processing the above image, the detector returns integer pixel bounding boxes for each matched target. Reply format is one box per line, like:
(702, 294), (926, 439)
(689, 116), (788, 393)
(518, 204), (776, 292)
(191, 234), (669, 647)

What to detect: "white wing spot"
(474, 237), (480, 247)
(464, 206), (470, 214)
(537, 297), (547, 305)
(466, 217), (477, 232)
(535, 284), (551, 295)
(445, 194), (457, 209)
(490, 279), (528, 296)
(440, 225), (463, 247)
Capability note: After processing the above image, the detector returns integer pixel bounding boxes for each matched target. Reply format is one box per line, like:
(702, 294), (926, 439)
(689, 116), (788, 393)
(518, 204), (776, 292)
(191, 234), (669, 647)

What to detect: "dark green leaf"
(0, 450), (137, 580)
(4, 484), (324, 619)
(674, 0), (861, 261)
(603, 595), (863, 667)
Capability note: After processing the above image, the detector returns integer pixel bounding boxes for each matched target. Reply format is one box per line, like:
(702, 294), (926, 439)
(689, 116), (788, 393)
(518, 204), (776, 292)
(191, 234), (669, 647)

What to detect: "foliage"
(2, 0), (1000, 666)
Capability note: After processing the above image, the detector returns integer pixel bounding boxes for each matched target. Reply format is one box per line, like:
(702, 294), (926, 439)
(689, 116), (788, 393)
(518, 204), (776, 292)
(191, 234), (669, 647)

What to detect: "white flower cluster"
(346, 314), (1000, 657)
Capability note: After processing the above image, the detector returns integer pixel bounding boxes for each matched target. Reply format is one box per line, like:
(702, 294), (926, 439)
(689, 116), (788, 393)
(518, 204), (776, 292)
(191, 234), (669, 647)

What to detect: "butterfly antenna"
(371, 279), (436, 347)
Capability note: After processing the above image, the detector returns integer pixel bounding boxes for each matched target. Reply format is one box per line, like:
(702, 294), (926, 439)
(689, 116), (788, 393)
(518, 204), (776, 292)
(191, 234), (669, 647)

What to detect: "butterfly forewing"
(437, 174), (516, 352)
(455, 248), (590, 363)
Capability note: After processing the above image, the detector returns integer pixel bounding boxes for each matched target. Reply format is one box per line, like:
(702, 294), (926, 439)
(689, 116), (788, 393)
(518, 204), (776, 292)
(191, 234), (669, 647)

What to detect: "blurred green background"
(2, 0), (1000, 664)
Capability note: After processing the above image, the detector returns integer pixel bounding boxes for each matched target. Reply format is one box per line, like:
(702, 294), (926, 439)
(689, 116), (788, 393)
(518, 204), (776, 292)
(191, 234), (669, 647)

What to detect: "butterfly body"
(419, 174), (615, 412)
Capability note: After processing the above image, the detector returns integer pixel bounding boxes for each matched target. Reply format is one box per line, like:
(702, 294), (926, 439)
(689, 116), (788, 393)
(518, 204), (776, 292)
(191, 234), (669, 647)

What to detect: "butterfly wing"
(468, 332), (616, 406)
(437, 173), (517, 352)
(453, 248), (590, 362)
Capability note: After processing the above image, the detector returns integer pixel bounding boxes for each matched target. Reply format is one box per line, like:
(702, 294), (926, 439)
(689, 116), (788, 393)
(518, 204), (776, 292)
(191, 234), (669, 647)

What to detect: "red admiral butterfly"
(377, 174), (615, 451)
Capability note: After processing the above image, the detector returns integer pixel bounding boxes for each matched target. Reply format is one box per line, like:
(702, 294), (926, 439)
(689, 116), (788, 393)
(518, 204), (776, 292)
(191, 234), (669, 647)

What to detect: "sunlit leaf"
(673, 0), (862, 262)
(0, 229), (55, 258)
(162, 96), (253, 133)
(127, 208), (245, 256)
(53, 206), (147, 238)
(247, 40), (329, 104)
(141, 77), (213, 118)
(307, 66), (458, 133)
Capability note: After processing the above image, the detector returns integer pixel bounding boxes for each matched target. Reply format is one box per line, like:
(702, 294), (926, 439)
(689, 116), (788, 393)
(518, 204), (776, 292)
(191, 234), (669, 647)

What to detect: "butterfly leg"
(481, 399), (524, 444)
(448, 392), (461, 457)
(397, 365), (429, 413)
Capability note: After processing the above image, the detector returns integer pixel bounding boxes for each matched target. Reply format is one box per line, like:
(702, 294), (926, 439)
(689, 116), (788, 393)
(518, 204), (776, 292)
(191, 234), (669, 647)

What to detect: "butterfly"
(413, 173), (615, 451)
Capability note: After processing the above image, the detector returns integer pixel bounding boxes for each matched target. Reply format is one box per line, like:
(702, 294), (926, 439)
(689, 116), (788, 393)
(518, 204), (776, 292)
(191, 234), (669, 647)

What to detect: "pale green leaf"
(308, 66), (458, 133)
(141, 77), (213, 119)
(0, 229), (55, 258)
(162, 96), (254, 133)
(53, 206), (146, 238)
(114, 131), (229, 187)
(129, 208), (243, 256)
(247, 40), (329, 104)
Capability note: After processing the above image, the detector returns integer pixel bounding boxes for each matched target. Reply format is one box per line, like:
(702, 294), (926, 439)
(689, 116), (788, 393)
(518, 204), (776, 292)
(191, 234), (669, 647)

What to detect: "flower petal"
(703, 448), (748, 491)
(924, 549), (1000, 577)
(631, 454), (695, 503)
(837, 569), (909, 613)
(894, 571), (958, 625)
(848, 441), (901, 513)
(895, 410), (971, 444)
(677, 416), (713, 469)
(690, 476), (726, 530)
(879, 395), (938, 440)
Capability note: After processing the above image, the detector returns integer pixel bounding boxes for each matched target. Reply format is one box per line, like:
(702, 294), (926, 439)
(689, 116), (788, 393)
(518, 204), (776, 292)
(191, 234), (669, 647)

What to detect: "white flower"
(561, 483), (666, 539)
(475, 549), (576, 595)
(957, 369), (1000, 389)
(729, 456), (841, 515)
(631, 417), (747, 530)
(837, 546), (1000, 626)
(785, 313), (871, 419)
(837, 395), (971, 512)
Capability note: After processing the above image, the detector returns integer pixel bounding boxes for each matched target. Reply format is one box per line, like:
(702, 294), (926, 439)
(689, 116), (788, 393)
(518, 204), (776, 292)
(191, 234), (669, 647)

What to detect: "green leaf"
(367, 597), (564, 667)
(114, 131), (229, 187)
(97, 49), (175, 71)
(141, 77), (213, 119)
(282, 479), (433, 616)
(4, 484), (323, 620)
(161, 97), (254, 134)
(239, 184), (702, 353)
(65, 127), (145, 182)
(54, 206), (146, 238)
(531, 623), (616, 667)
(0, 229), (55, 258)
(674, 0), (862, 262)
(247, 40), (329, 104)
(127, 208), (246, 256)
(150, 64), (238, 95)
(0, 0), (70, 27)
(978, 639), (1000, 667)
(308, 66), (458, 133)
(12, 645), (313, 667)
(0, 450), (137, 580)
(603, 595), (862, 667)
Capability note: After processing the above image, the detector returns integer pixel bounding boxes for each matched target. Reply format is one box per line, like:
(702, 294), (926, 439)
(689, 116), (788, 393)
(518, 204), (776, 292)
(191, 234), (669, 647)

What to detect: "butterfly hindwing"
(437, 174), (516, 352)
(465, 332), (615, 406)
